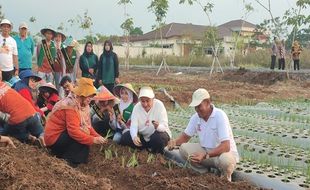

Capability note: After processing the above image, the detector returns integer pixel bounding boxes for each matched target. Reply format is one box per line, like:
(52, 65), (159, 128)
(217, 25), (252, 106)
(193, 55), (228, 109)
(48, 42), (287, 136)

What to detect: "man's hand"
(115, 78), (120, 84)
(93, 136), (108, 144)
(133, 136), (142, 147)
(98, 80), (103, 86)
(166, 139), (176, 150)
(89, 68), (94, 75)
(190, 152), (209, 163)
(152, 120), (159, 129)
(14, 69), (19, 76)
(0, 136), (16, 148)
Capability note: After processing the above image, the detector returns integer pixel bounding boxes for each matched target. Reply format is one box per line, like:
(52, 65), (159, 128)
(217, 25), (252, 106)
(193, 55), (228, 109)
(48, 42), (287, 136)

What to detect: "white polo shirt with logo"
(0, 35), (18, 71)
(184, 105), (239, 162)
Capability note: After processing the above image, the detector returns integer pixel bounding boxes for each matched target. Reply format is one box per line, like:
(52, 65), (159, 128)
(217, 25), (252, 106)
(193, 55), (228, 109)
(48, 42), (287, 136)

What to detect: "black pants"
(92, 113), (115, 138)
(48, 131), (90, 166)
(270, 55), (276, 70)
(1, 70), (14, 82)
(278, 58), (285, 70)
(120, 131), (170, 154)
(294, 60), (300, 70)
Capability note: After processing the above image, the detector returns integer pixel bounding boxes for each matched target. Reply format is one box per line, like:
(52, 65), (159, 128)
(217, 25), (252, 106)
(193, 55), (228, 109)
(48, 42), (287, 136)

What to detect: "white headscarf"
(119, 87), (133, 113)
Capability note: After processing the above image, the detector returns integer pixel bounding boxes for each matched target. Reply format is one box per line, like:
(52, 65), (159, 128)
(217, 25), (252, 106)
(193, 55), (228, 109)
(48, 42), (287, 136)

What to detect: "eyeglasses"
(2, 38), (6, 47)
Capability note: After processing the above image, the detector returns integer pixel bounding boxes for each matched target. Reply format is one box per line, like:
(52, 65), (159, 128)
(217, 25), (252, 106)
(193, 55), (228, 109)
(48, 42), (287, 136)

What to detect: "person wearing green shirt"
(13, 22), (35, 72)
(96, 40), (120, 93)
(79, 41), (98, 79)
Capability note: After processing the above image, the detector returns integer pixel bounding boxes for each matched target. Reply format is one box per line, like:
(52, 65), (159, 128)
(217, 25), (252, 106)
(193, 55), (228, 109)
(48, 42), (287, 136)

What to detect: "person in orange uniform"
(44, 77), (107, 167)
(0, 81), (44, 145)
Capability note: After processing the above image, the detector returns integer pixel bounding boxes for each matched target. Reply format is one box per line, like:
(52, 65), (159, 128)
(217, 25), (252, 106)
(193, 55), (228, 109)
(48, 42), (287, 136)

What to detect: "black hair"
(60, 75), (72, 86)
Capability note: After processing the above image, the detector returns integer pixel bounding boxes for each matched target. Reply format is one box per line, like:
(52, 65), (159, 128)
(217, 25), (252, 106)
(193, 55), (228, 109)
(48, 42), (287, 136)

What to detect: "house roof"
(130, 23), (211, 42)
(218, 19), (256, 29)
(130, 20), (256, 42)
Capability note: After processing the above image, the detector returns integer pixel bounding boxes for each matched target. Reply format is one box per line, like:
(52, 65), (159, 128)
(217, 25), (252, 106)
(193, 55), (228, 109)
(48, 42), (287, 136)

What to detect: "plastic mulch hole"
(258, 149), (265, 154)
(292, 136), (298, 139)
(268, 175), (276, 178)
(244, 170), (252, 173)
(288, 176), (295, 180)
(274, 173), (282, 176)
(282, 134), (287, 137)
(236, 167), (243, 171)
(277, 154), (284, 157)
(299, 184), (310, 188)
(284, 154), (291, 158)
(256, 171), (264, 174)
(305, 160), (310, 164)
(281, 179), (290, 183)
(268, 151), (274, 155)
(295, 157), (302, 161)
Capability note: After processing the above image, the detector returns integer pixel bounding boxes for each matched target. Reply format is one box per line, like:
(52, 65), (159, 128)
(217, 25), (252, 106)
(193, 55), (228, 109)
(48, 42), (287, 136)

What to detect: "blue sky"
(0, 0), (305, 39)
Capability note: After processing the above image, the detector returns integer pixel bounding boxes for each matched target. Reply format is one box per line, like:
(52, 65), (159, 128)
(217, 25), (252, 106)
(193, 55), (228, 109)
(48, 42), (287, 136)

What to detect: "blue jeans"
(113, 132), (122, 143)
(4, 113), (44, 142)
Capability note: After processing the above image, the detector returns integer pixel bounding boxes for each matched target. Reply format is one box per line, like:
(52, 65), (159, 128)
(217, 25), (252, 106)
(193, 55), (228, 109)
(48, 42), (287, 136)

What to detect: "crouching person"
(44, 78), (107, 167)
(120, 87), (171, 154)
(91, 86), (119, 141)
(167, 89), (239, 182)
(0, 81), (44, 145)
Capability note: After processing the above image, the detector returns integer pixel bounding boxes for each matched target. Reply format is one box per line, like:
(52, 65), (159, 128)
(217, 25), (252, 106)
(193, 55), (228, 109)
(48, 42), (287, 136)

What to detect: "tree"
(230, 2), (254, 68)
(130, 27), (143, 35)
(118, 0), (133, 70)
(180, 0), (222, 76)
(68, 10), (94, 41)
(148, 0), (170, 75)
(0, 5), (5, 20)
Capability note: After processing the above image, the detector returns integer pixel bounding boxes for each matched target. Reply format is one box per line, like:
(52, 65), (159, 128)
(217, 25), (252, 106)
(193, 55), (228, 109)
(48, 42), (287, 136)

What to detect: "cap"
(138, 86), (155, 99)
(189, 88), (210, 107)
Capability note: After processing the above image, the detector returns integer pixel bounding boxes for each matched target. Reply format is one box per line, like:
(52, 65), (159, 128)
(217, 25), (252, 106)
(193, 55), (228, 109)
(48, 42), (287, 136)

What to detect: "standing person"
(54, 32), (66, 92)
(79, 41), (98, 79)
(62, 36), (80, 83)
(167, 89), (239, 182)
(97, 40), (120, 93)
(0, 19), (19, 82)
(278, 39), (286, 70)
(120, 86), (171, 153)
(44, 77), (107, 167)
(37, 28), (57, 83)
(291, 40), (302, 71)
(270, 37), (278, 70)
(13, 22), (35, 72)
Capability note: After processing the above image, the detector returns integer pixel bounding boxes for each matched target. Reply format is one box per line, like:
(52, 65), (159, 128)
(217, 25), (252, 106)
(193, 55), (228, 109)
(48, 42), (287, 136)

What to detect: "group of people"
(0, 18), (240, 182)
(270, 37), (302, 71)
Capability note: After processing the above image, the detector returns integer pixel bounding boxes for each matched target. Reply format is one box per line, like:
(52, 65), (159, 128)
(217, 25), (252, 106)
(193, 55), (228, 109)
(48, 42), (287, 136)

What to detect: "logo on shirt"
(197, 123), (201, 132)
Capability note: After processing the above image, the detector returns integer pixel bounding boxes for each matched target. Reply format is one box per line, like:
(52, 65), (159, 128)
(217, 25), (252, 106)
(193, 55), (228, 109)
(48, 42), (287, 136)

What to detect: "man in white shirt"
(0, 19), (19, 82)
(167, 88), (239, 182)
(120, 86), (171, 153)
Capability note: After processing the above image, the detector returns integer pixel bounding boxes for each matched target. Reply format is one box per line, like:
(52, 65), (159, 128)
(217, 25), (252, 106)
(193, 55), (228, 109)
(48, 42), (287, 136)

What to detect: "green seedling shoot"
(121, 156), (126, 168)
(127, 153), (139, 167)
(147, 153), (155, 163)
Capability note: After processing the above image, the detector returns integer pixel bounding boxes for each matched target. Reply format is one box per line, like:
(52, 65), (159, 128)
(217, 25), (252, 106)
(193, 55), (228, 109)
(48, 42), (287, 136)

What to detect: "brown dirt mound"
(222, 70), (288, 85)
(78, 143), (261, 190)
(0, 140), (112, 190)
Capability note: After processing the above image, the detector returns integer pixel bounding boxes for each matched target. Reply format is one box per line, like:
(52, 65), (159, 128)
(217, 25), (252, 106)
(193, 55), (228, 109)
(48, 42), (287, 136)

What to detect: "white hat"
(138, 86), (155, 99)
(19, 22), (28, 29)
(0, 19), (12, 27)
(189, 88), (210, 107)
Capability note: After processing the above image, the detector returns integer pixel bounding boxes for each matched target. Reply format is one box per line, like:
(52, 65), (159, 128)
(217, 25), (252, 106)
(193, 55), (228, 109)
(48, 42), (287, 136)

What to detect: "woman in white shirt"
(120, 86), (171, 153)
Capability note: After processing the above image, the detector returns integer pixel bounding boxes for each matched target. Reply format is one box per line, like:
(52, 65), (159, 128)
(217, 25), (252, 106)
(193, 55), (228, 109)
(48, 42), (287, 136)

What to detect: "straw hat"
(113, 83), (138, 103)
(40, 28), (56, 37)
(56, 32), (66, 42)
(93, 85), (118, 102)
(189, 88), (210, 107)
(39, 82), (58, 95)
(72, 77), (96, 97)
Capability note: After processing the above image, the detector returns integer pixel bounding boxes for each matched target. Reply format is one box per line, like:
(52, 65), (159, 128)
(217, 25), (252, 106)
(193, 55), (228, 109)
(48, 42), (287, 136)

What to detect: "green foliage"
(121, 18), (134, 34)
(29, 16), (36, 23)
(130, 27), (143, 35)
(117, 0), (132, 5)
(0, 5), (5, 20)
(148, 0), (169, 24)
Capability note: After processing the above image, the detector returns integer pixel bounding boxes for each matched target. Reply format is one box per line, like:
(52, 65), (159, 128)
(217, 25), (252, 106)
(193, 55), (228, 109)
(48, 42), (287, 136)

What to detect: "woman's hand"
(93, 136), (108, 145)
